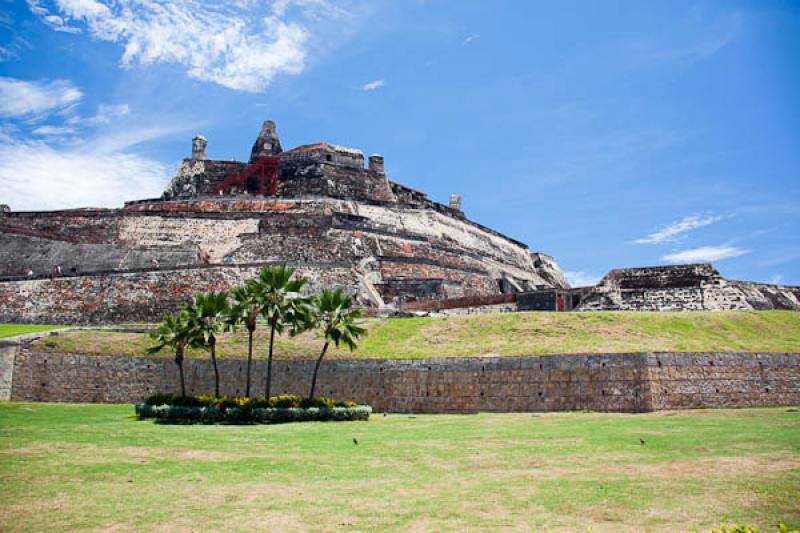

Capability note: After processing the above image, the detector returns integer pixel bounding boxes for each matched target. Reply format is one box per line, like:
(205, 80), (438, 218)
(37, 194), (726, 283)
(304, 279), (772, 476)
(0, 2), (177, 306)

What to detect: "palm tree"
(305, 288), (366, 401)
(184, 291), (231, 397)
(148, 311), (191, 398)
(229, 283), (261, 397)
(250, 265), (309, 400)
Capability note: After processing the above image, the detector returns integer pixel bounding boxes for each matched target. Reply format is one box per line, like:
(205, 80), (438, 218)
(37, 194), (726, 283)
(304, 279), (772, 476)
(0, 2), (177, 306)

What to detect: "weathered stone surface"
(8, 349), (799, 413)
(577, 264), (800, 311)
(0, 194), (558, 323)
(0, 120), (566, 323)
(0, 343), (16, 400)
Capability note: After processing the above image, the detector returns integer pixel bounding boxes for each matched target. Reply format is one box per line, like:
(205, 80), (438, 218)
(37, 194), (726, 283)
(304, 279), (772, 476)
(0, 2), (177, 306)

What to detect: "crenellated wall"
(5, 348), (799, 412)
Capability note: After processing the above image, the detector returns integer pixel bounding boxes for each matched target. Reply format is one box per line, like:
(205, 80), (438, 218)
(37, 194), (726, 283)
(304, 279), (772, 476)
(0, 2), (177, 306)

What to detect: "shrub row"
(135, 403), (372, 424)
(144, 393), (358, 409)
(694, 526), (799, 533)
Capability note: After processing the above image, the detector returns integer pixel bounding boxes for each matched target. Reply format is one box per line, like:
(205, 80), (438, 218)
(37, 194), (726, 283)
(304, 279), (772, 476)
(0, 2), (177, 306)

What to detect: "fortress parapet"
(164, 120), (400, 203)
(281, 143), (365, 170)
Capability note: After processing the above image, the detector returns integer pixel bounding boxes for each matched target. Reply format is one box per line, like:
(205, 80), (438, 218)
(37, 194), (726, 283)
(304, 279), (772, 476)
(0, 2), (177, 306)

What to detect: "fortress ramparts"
(0, 120), (797, 324)
(0, 120), (567, 324)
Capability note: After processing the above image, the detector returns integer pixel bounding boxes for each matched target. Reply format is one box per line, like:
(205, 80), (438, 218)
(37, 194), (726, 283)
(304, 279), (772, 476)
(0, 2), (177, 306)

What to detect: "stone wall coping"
(19, 348), (799, 367)
(0, 329), (74, 347)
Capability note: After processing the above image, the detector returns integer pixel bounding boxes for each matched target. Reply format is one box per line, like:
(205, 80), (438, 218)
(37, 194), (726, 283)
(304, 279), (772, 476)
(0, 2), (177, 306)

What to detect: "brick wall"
(0, 264), (357, 325)
(7, 349), (799, 412)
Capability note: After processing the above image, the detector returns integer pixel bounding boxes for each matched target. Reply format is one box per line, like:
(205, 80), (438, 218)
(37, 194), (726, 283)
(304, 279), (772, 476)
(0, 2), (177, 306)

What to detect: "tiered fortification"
(0, 120), (567, 324)
(576, 264), (800, 311)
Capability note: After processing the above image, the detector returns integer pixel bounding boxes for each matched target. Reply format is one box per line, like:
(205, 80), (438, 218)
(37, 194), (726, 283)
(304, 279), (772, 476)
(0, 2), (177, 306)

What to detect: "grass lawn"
(0, 403), (797, 532)
(25, 310), (800, 360)
(0, 324), (65, 339)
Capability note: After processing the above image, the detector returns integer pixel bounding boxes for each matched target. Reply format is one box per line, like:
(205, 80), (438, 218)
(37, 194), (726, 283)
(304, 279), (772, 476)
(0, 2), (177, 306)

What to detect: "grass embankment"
(0, 324), (65, 339)
(26, 310), (800, 359)
(0, 403), (797, 531)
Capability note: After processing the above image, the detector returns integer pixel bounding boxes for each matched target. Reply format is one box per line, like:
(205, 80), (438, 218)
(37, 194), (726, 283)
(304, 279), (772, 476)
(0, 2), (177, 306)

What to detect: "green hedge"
(144, 393), (358, 409)
(136, 394), (371, 424)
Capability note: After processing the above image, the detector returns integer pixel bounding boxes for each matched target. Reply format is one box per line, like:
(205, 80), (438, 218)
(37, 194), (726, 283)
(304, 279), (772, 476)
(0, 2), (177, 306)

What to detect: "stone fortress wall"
(0, 195), (562, 324)
(1, 119), (797, 325)
(0, 117), (570, 324)
(4, 345), (799, 412)
(575, 264), (800, 312)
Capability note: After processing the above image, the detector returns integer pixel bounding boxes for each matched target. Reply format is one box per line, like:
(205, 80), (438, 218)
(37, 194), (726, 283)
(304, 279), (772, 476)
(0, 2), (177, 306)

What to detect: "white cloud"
(462, 34), (479, 45)
(361, 79), (385, 91)
(28, 0), (346, 92)
(564, 271), (601, 287)
(68, 103), (130, 125)
(635, 214), (723, 244)
(0, 46), (17, 61)
(42, 13), (81, 33)
(769, 274), (784, 285)
(32, 125), (77, 137)
(662, 246), (749, 264)
(0, 137), (171, 211)
(0, 77), (82, 118)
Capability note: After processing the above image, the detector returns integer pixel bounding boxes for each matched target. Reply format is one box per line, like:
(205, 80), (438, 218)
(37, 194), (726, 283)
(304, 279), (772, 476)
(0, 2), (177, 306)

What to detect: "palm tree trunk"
(177, 360), (186, 398)
(210, 342), (220, 398)
(245, 328), (254, 397)
(176, 345), (186, 398)
(265, 320), (276, 400)
(309, 341), (329, 401)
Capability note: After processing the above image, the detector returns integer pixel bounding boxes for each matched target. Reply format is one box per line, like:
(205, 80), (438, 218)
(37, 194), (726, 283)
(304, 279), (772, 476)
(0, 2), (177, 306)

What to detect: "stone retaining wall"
(5, 348), (799, 412)
(0, 264), (357, 325)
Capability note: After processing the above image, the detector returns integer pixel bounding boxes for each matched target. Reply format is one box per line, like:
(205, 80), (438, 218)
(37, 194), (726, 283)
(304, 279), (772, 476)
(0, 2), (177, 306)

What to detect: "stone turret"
(191, 134), (207, 160)
(250, 119), (282, 161)
(368, 153), (385, 175)
(449, 193), (462, 212)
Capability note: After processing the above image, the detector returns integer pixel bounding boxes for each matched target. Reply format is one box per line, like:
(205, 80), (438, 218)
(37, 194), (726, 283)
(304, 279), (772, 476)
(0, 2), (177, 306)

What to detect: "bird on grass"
(353, 437), (358, 445)
(639, 438), (646, 446)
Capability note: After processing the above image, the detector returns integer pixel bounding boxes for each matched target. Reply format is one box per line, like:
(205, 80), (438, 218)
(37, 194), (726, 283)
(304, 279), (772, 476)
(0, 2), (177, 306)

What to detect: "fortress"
(0, 120), (797, 324)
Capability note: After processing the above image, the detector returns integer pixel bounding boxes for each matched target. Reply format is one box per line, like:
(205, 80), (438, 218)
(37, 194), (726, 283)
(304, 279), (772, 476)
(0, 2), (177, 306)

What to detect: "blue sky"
(1, 0), (798, 286)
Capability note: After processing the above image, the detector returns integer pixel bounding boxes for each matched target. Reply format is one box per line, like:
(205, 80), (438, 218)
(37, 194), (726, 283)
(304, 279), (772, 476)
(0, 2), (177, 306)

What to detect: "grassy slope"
(26, 310), (800, 360)
(0, 403), (797, 531)
(0, 324), (65, 339)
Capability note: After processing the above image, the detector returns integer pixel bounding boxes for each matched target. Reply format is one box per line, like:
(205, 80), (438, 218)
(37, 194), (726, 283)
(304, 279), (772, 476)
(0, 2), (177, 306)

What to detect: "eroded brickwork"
(8, 350), (799, 412)
(0, 265), (357, 324)
(0, 195), (555, 323)
(577, 264), (800, 311)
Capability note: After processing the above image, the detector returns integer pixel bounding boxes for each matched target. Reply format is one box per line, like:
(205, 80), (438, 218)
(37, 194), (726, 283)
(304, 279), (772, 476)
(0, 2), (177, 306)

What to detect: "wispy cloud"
(28, 0), (348, 92)
(67, 103), (130, 126)
(361, 79), (385, 91)
(0, 133), (174, 211)
(32, 125), (77, 137)
(462, 34), (479, 45)
(644, 12), (742, 64)
(662, 245), (748, 264)
(635, 214), (724, 244)
(0, 45), (17, 61)
(0, 75), (189, 210)
(564, 271), (601, 287)
(0, 77), (82, 118)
